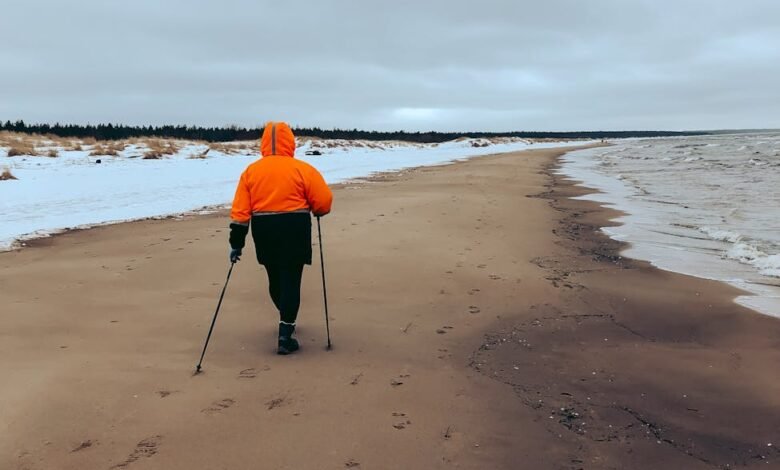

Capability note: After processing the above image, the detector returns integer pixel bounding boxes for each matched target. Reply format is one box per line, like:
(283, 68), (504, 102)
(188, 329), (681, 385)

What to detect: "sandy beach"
(2, 146), (779, 470)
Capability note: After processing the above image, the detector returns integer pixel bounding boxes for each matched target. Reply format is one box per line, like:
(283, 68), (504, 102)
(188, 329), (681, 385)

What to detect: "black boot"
(278, 322), (300, 355)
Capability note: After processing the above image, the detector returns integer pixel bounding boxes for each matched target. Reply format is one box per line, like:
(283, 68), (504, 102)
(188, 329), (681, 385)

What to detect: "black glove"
(230, 248), (242, 263)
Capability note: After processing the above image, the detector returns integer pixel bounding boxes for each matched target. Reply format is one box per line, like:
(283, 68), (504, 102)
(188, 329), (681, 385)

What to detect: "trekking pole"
(316, 216), (332, 349)
(195, 261), (236, 374)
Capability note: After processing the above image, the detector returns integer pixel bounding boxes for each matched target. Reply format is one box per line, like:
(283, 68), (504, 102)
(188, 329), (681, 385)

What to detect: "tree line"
(1, 120), (710, 143)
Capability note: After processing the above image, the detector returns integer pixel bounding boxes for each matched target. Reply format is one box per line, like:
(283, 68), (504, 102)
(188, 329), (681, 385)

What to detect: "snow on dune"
(0, 137), (590, 250)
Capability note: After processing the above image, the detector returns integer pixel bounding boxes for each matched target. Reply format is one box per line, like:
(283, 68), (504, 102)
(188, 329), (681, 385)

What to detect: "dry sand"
(1, 146), (778, 469)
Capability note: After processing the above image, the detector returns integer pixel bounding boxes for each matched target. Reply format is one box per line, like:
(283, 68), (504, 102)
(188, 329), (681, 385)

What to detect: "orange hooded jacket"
(230, 122), (333, 224)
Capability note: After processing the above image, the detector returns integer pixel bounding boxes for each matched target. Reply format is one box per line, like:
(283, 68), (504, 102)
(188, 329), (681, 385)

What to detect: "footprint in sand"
(350, 373), (363, 385)
(390, 368), (412, 387)
(392, 413), (412, 430)
(489, 274), (502, 280)
(266, 394), (289, 410)
(469, 306), (481, 314)
(110, 435), (162, 469)
(345, 459), (361, 468)
(468, 288), (480, 295)
(238, 368), (258, 379)
(202, 398), (235, 413)
(156, 390), (178, 398)
(71, 440), (96, 453)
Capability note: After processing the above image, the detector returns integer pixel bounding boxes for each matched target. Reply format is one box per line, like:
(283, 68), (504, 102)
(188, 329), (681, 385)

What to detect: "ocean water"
(558, 133), (780, 318)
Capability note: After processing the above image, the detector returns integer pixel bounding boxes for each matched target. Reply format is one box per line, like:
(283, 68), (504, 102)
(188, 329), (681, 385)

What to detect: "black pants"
(265, 263), (304, 324)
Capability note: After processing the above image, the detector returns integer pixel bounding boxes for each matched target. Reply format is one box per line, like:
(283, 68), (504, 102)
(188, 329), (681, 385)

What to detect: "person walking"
(228, 121), (333, 355)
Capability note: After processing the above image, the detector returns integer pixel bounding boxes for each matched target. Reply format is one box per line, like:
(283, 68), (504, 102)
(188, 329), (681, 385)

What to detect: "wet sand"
(1, 146), (778, 469)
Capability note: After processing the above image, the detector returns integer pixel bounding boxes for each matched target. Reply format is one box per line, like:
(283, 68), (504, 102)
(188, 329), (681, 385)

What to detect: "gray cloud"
(1, 0), (778, 131)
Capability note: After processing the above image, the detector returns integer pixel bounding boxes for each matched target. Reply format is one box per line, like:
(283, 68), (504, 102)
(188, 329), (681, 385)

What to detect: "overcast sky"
(1, 0), (778, 131)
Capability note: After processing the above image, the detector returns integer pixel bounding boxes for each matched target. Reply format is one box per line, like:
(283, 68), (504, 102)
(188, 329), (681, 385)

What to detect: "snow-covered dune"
(0, 137), (590, 249)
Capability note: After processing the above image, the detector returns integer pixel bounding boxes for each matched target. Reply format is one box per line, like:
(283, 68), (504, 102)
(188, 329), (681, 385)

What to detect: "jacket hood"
(261, 121), (296, 157)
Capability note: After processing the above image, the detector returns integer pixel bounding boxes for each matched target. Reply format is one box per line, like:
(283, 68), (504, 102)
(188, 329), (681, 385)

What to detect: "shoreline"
(556, 144), (780, 319)
(2, 145), (778, 469)
(554, 148), (759, 316)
